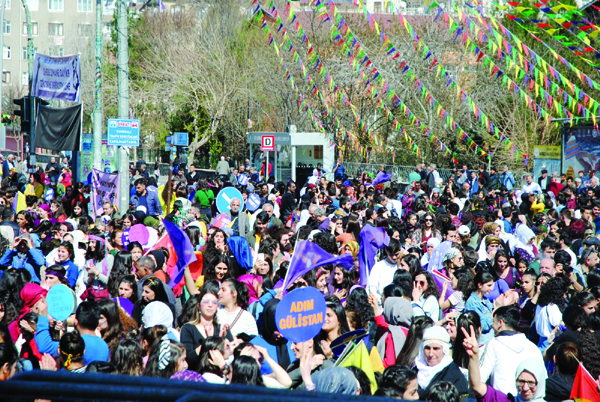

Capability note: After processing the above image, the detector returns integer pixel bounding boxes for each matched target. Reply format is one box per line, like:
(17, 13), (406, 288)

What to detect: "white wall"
(291, 132), (335, 179)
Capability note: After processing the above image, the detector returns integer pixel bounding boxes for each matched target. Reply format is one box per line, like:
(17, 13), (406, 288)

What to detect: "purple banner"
(90, 169), (120, 220)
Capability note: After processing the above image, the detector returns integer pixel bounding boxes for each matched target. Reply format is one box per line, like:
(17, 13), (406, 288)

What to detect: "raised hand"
(461, 325), (480, 358)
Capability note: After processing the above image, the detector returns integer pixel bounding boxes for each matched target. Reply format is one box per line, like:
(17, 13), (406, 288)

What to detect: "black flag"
(34, 103), (82, 151)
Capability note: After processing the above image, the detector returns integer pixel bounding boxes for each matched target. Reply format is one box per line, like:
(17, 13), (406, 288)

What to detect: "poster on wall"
(562, 125), (600, 179)
(533, 146), (561, 181)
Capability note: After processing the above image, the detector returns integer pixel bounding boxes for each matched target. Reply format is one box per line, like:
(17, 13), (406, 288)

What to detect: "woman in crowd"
(216, 278), (258, 337)
(79, 232), (114, 301)
(328, 266), (353, 301)
(107, 251), (134, 297)
(412, 270), (442, 322)
(534, 276), (568, 350)
(318, 298), (350, 352)
(396, 316), (434, 367)
(464, 268), (496, 345)
(142, 336), (187, 379)
(180, 289), (229, 368)
(411, 212), (442, 250)
(110, 339), (143, 376)
(415, 326), (468, 400)
(195, 336), (229, 384)
(133, 278), (176, 327)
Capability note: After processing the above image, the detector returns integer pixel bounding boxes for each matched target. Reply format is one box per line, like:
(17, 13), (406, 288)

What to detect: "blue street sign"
(246, 193), (261, 212)
(107, 119), (140, 146)
(237, 174), (249, 186)
(165, 135), (173, 151)
(173, 132), (189, 146)
(216, 187), (244, 214)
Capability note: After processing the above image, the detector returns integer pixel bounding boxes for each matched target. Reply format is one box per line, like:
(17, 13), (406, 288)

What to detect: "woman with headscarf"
(463, 324), (547, 402)
(415, 326), (468, 401)
(303, 366), (359, 395)
(376, 297), (413, 368)
(250, 299), (295, 375)
(512, 224), (537, 263)
(142, 301), (180, 341)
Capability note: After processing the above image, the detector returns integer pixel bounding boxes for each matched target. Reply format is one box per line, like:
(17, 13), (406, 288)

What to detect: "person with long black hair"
(132, 277), (176, 327)
(229, 355), (264, 386)
(180, 289), (229, 368)
(464, 267), (497, 345)
(317, 296), (350, 356)
(250, 299), (294, 374)
(216, 278), (258, 338)
(534, 276), (569, 350)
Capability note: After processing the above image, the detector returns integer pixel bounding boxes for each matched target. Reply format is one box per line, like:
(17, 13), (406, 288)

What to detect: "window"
(22, 47), (26, 59)
(27, 0), (38, 11)
(5, 0), (10, 9)
(48, 46), (63, 56)
(373, 1), (381, 13)
(3, 21), (9, 35)
(23, 22), (38, 35)
(78, 0), (92, 11)
(3, 46), (10, 60)
(2, 71), (10, 84)
(386, 2), (394, 13)
(49, 23), (63, 36)
(49, 0), (63, 11)
(314, 145), (323, 159)
(22, 72), (28, 86)
(78, 24), (92, 37)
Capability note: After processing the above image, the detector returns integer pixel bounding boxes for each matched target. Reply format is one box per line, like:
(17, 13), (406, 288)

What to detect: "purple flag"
(90, 169), (120, 220)
(165, 219), (198, 288)
(373, 171), (391, 186)
(432, 270), (455, 298)
(282, 240), (354, 289)
(426, 241), (452, 273)
(358, 225), (390, 286)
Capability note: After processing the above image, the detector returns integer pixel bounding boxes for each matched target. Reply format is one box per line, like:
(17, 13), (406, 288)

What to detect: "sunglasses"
(424, 219), (433, 222)
(414, 280), (426, 286)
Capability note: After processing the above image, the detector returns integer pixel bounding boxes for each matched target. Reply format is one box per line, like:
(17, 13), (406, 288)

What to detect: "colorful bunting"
(313, 0), (485, 160)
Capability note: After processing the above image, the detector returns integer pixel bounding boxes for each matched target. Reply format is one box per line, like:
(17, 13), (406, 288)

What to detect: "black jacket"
(419, 362), (469, 402)
(545, 374), (574, 401)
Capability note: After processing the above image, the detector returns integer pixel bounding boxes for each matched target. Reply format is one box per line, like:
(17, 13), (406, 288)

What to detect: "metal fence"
(344, 162), (528, 186)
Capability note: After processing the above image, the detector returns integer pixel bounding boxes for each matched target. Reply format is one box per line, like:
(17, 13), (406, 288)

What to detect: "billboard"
(562, 125), (600, 179)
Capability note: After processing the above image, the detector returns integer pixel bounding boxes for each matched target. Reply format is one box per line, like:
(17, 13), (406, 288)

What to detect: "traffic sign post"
(261, 135), (275, 179)
(107, 119), (140, 146)
(261, 135), (275, 151)
(216, 187), (244, 214)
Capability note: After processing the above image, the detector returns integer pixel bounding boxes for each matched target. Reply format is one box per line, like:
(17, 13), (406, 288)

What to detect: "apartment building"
(0, 0), (117, 94)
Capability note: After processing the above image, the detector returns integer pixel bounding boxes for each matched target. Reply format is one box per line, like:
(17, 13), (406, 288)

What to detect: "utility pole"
(0, 0), (6, 120)
(21, 0), (34, 167)
(117, 0), (129, 214)
(93, 0), (103, 170)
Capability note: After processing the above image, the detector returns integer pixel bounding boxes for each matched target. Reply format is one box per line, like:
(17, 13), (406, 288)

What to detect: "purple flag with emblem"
(282, 240), (354, 289)
(358, 225), (390, 286)
(165, 219), (198, 288)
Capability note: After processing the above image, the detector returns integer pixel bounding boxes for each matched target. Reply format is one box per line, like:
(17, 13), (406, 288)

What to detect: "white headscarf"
(512, 224), (535, 257)
(515, 358), (546, 402)
(142, 301), (180, 341)
(415, 326), (453, 389)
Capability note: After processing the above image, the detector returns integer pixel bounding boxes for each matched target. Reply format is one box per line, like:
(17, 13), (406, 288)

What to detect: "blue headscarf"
(227, 236), (253, 270)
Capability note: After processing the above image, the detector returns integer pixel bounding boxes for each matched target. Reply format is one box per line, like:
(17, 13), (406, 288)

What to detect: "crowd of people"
(0, 154), (599, 402)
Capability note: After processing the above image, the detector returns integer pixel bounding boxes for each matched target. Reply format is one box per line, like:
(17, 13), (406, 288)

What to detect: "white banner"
(31, 53), (81, 103)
